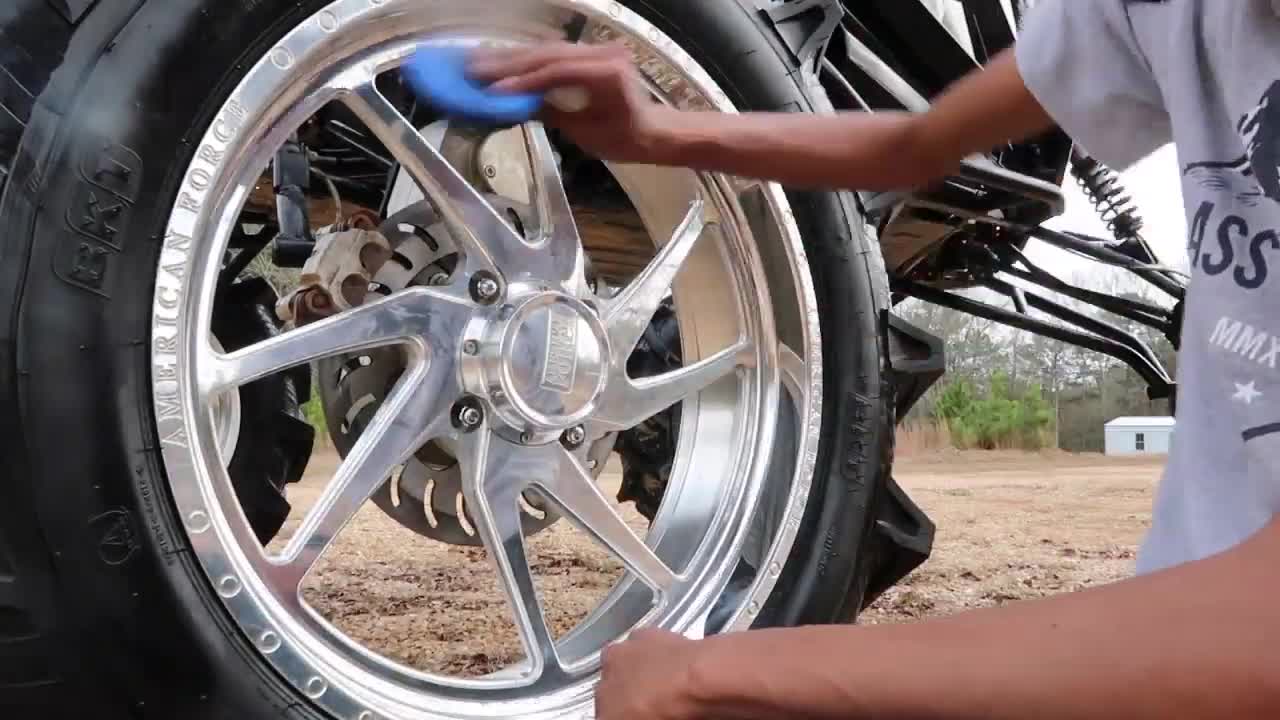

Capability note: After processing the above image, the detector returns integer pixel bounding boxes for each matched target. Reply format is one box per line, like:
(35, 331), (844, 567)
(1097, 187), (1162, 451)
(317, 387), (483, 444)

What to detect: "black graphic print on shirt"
(1183, 80), (1280, 441)
(1184, 80), (1280, 207)
(1183, 80), (1280, 292)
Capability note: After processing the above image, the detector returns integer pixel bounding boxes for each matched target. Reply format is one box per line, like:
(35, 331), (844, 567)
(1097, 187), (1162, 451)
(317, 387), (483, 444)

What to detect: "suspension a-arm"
(893, 275), (1176, 403)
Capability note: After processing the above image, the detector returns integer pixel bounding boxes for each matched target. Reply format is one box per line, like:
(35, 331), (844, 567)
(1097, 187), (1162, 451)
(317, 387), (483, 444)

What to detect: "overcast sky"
(1026, 144), (1188, 283)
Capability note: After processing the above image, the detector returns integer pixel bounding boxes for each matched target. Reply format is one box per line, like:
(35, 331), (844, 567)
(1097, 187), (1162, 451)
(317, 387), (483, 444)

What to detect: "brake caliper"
(276, 219), (390, 326)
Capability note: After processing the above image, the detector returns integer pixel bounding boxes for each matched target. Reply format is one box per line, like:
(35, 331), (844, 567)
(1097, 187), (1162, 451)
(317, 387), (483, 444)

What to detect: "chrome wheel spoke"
(778, 342), (806, 417)
(340, 81), (526, 277)
(601, 199), (707, 362)
(594, 340), (753, 432)
(204, 288), (460, 394)
(522, 123), (587, 293)
(457, 433), (562, 677)
(273, 356), (461, 589)
(536, 448), (676, 594)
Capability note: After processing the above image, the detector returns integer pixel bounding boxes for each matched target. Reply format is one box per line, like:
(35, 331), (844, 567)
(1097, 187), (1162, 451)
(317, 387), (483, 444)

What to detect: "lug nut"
(471, 272), (501, 304)
(462, 339), (480, 356)
(453, 399), (484, 432)
(459, 406), (483, 429)
(428, 271), (450, 286)
(520, 430), (536, 445)
(483, 164), (498, 179)
(561, 425), (586, 449)
(476, 277), (499, 300)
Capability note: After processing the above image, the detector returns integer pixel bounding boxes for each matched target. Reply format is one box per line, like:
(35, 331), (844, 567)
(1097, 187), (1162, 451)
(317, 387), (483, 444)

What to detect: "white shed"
(1104, 416), (1175, 456)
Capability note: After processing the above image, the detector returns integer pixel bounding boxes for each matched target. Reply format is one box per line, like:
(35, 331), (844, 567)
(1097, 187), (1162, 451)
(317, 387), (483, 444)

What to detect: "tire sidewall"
(0, 1), (339, 716)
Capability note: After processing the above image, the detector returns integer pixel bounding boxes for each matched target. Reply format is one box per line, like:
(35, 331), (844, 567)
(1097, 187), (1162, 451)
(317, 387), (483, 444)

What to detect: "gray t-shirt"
(1016, 0), (1280, 574)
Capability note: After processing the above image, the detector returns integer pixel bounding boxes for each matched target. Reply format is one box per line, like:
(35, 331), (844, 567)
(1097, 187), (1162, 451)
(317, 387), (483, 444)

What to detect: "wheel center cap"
(488, 293), (609, 430)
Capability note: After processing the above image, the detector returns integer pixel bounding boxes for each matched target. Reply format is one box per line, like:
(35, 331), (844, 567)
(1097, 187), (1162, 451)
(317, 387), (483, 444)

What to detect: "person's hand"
(467, 42), (672, 164)
(595, 628), (709, 720)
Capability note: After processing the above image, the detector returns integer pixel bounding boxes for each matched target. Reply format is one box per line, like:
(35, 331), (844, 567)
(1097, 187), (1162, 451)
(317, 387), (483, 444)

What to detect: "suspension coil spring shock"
(1068, 150), (1145, 244)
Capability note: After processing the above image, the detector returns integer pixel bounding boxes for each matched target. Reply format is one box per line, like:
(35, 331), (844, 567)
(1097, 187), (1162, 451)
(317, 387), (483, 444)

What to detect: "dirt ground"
(285, 448), (1164, 676)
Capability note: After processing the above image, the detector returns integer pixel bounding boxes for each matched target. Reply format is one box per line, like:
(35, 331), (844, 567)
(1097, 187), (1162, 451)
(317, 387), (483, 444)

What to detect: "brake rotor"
(315, 196), (613, 545)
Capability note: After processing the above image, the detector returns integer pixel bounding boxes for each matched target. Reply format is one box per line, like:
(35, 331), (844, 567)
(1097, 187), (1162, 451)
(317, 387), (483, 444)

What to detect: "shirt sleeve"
(1015, 0), (1172, 170)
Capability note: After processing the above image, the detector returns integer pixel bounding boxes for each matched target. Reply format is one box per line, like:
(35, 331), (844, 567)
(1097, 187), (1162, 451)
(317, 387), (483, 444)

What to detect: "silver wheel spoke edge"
(339, 79), (524, 278)
(601, 198), (707, 363)
(271, 357), (461, 591)
(522, 123), (588, 293)
(203, 287), (456, 394)
(535, 449), (676, 594)
(593, 339), (754, 432)
(456, 432), (563, 678)
(778, 343), (806, 417)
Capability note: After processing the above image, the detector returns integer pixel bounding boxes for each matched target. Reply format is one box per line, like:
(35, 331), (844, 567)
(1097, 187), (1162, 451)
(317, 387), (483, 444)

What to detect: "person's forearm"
(645, 109), (940, 190)
(644, 49), (1055, 192)
(692, 519), (1280, 719)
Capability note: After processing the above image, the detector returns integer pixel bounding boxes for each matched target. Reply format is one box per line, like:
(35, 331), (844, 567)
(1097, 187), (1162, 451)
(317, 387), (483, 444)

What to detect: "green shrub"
(933, 372), (1053, 450)
(302, 384), (329, 446)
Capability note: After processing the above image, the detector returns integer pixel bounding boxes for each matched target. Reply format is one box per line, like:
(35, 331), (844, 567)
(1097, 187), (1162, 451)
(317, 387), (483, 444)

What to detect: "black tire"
(0, 0), (897, 715)
(211, 275), (316, 544)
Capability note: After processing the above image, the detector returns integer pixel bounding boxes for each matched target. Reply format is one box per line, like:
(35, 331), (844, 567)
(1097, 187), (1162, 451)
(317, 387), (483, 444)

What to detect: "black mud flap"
(886, 310), (945, 421)
(757, 0), (843, 74)
(860, 475), (935, 609)
(857, 311), (944, 609)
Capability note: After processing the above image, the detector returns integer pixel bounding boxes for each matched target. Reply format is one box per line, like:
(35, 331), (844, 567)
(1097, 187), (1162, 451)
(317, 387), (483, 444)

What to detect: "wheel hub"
(468, 290), (609, 437)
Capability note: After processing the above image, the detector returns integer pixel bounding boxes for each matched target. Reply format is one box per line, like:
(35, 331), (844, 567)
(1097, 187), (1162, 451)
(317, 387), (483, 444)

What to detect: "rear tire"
(0, 0), (897, 715)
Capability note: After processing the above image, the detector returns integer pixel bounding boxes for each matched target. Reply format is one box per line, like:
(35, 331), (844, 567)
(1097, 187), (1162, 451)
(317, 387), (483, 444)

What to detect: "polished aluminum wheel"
(151, 1), (822, 717)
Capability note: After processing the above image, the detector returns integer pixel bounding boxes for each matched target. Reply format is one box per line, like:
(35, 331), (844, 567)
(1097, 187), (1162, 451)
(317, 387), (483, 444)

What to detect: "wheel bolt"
(471, 272), (501, 304)
(453, 399), (484, 432)
(520, 430), (535, 445)
(462, 339), (480, 355)
(561, 425), (586, 449)
(428, 271), (450, 286)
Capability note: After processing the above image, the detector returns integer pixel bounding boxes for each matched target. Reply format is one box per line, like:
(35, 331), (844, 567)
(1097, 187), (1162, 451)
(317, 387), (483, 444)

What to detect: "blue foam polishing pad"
(401, 45), (545, 127)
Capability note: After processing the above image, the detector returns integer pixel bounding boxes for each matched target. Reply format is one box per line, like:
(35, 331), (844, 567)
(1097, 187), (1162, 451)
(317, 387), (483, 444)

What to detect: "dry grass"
(284, 448), (1164, 674)
(896, 420), (954, 456)
(862, 449), (1161, 623)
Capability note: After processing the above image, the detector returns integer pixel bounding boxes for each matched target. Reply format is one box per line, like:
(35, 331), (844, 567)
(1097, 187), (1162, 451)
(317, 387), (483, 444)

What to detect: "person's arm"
(686, 516), (1280, 719)
(471, 44), (1054, 192)
(641, 48), (1054, 191)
